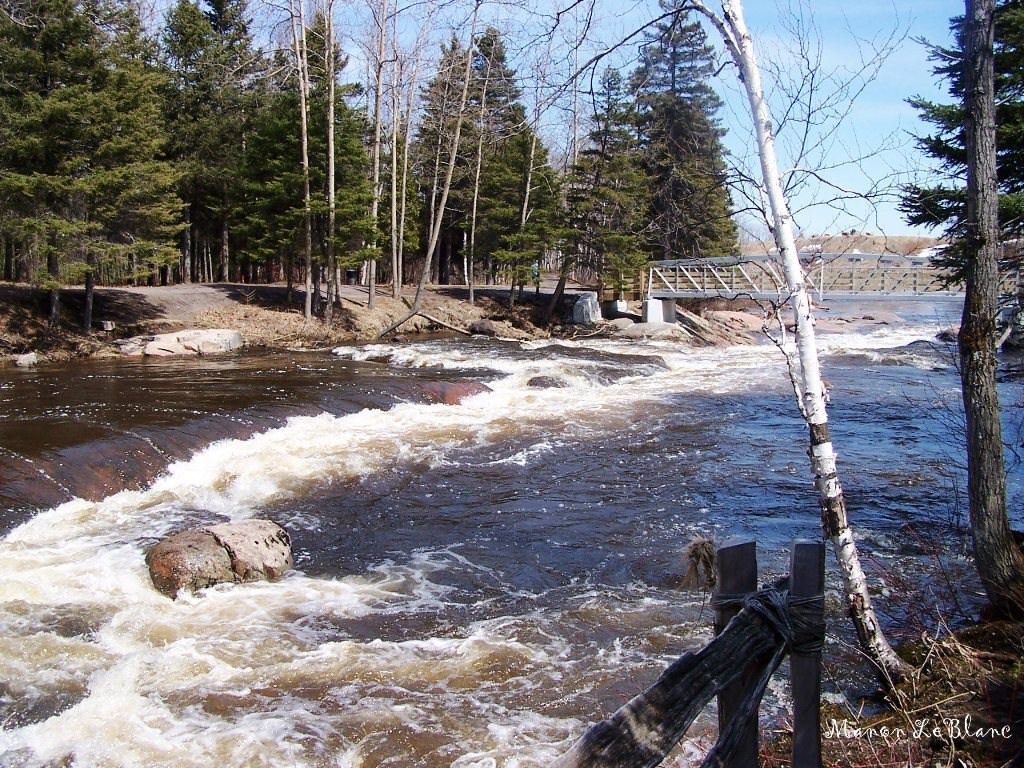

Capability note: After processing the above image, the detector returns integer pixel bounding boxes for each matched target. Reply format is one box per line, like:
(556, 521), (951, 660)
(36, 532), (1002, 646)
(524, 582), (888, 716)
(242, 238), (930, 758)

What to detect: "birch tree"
(388, 25), (424, 299)
(289, 0), (314, 320)
(323, 0), (338, 321)
(365, 0), (390, 309)
(466, 51), (492, 304)
(683, 0), (910, 683)
(380, 2), (479, 335)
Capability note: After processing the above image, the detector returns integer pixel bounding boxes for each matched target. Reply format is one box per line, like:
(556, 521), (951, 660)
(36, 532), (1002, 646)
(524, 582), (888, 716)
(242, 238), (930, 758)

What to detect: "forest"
(0, 0), (739, 323)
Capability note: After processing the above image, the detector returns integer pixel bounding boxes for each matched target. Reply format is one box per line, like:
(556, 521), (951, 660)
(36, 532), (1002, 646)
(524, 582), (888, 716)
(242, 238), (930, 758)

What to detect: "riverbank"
(1, 281), (777, 364)
(0, 282), (551, 362)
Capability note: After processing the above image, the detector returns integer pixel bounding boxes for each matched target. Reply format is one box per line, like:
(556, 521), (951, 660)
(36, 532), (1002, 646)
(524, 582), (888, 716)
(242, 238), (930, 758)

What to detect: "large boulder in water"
(146, 519), (293, 598)
(418, 381), (492, 404)
(468, 318), (499, 337)
(117, 329), (243, 357)
(571, 292), (602, 325)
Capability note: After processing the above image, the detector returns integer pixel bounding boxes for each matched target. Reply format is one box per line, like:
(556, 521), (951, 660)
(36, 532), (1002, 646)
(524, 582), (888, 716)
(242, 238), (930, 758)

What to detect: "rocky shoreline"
(1, 282), (771, 366)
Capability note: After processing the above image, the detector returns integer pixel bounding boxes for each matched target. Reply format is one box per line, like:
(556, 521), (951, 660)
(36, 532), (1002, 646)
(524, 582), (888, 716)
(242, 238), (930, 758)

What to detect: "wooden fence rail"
(553, 539), (825, 768)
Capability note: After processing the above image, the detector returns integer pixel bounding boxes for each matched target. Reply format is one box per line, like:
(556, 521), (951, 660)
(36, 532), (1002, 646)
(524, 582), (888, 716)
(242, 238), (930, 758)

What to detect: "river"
(1, 298), (1019, 767)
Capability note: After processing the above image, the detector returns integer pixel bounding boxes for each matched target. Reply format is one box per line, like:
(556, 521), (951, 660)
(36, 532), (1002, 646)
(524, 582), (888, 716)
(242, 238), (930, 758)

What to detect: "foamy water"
(1, 304), (999, 767)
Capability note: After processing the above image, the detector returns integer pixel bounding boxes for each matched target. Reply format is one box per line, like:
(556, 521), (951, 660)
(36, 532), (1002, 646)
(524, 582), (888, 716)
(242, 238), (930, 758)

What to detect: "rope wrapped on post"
(552, 588), (825, 768)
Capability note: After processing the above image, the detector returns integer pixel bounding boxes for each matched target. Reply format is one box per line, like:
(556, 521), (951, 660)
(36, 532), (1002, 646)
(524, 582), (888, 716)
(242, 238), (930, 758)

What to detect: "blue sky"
(510, 0), (963, 238)
(156, 0), (963, 239)
(702, 1), (961, 238)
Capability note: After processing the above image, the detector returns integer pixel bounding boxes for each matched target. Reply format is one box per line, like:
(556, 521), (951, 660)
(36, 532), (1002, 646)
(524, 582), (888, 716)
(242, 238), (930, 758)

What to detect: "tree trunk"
(325, 0), (338, 324)
(468, 54), (493, 305)
(378, 3), (478, 337)
(390, 25), (401, 300)
(543, 262), (571, 326)
(960, 0), (1024, 618)
(3, 239), (13, 282)
(47, 248), (60, 328)
(394, 44), (419, 299)
(219, 215), (229, 282)
(82, 269), (94, 335)
(290, 0), (314, 321)
(182, 216), (192, 284)
(367, 0), (389, 310)
(695, 0), (910, 683)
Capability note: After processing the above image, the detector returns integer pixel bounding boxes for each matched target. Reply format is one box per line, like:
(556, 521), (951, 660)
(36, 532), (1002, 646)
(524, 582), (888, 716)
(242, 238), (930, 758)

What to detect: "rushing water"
(1, 298), (1020, 767)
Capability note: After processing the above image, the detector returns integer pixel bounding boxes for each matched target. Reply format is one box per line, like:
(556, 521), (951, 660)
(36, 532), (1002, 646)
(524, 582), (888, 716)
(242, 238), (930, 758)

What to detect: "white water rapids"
(1, 303), (1001, 767)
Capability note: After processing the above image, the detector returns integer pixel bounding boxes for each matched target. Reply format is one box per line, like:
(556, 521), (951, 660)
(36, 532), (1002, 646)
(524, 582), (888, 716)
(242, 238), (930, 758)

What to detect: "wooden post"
(789, 539), (825, 768)
(714, 539), (759, 768)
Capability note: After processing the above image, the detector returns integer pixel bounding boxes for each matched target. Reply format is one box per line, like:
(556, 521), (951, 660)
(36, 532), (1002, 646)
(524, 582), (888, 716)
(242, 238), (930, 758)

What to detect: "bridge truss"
(646, 253), (969, 302)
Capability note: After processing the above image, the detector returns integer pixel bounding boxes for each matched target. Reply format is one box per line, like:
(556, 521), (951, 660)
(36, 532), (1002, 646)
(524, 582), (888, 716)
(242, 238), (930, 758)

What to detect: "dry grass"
(760, 620), (1024, 767)
(0, 283), (547, 362)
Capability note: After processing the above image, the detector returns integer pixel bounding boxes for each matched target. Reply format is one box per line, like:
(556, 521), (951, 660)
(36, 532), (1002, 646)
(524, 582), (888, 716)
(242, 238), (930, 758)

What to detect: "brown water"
(0, 304), (1012, 767)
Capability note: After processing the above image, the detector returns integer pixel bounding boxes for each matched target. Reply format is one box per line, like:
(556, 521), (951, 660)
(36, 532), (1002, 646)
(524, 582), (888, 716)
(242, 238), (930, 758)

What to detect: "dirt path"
(0, 282), (548, 360)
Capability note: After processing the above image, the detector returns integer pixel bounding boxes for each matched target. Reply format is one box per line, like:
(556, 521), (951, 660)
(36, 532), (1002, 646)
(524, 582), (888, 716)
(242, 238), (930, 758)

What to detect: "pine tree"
(631, 0), (736, 259)
(900, 1), (1024, 267)
(0, 0), (180, 323)
(161, 0), (265, 282)
(903, 0), (1024, 620)
(568, 67), (653, 296)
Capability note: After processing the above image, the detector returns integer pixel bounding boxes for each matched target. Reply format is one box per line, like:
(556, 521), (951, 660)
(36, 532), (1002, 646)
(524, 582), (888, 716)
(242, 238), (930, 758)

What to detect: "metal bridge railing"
(646, 254), (972, 301)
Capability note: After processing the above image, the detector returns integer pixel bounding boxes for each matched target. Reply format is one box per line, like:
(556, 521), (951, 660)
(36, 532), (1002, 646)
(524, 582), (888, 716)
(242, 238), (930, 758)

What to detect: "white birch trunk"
(389, 22), (400, 299)
(468, 57), (492, 305)
(379, 3), (477, 336)
(693, 0), (909, 682)
(325, 0), (337, 322)
(290, 0), (314, 321)
(367, 0), (389, 309)
(395, 53), (418, 299)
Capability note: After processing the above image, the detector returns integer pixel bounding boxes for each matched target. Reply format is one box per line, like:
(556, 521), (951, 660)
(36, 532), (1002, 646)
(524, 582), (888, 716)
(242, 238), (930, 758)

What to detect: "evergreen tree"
(0, 0), (180, 318)
(630, 0), (736, 259)
(162, 0), (265, 282)
(236, 17), (372, 289)
(568, 67), (653, 295)
(412, 28), (561, 290)
(235, 60), (304, 283)
(900, 0), (1024, 271)
(471, 27), (530, 283)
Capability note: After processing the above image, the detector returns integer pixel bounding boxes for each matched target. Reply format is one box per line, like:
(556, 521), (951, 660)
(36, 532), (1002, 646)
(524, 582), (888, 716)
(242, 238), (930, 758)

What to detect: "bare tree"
(365, 0), (390, 309)
(677, 0), (910, 685)
(389, 11), (402, 299)
(289, 0), (314, 321)
(390, 26), (426, 300)
(959, 0), (1024, 618)
(379, 2), (480, 336)
(466, 47), (493, 305)
(324, 0), (338, 322)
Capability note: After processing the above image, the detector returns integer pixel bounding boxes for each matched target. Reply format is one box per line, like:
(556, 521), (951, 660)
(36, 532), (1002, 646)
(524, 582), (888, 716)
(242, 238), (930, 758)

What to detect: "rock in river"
(146, 519), (293, 598)
(418, 381), (492, 404)
(117, 328), (243, 357)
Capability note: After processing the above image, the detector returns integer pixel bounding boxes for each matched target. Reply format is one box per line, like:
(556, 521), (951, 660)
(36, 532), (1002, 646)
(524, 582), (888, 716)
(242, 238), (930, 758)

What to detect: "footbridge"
(645, 253), (970, 302)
